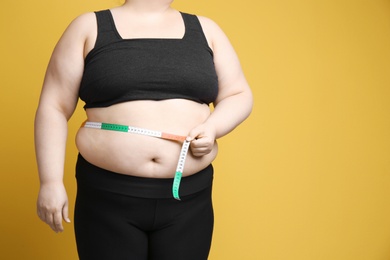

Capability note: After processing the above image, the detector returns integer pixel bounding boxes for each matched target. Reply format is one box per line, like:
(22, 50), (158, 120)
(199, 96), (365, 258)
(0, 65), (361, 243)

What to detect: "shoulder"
(195, 15), (231, 52)
(196, 15), (223, 36)
(196, 16), (219, 29)
(65, 12), (97, 36)
(56, 12), (98, 57)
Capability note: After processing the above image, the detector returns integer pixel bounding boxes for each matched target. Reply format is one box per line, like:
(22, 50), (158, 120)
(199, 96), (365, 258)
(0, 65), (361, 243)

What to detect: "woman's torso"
(76, 8), (218, 178)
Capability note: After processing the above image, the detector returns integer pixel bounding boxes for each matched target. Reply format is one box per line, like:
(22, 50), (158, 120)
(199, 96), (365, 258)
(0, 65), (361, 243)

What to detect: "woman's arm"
(188, 17), (253, 156)
(35, 13), (94, 232)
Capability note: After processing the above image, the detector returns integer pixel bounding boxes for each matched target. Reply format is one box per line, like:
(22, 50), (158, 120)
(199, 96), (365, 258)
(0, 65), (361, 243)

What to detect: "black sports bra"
(79, 10), (219, 109)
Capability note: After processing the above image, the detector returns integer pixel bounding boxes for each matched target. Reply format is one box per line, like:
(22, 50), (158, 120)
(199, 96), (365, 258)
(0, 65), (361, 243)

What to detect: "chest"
(79, 40), (218, 107)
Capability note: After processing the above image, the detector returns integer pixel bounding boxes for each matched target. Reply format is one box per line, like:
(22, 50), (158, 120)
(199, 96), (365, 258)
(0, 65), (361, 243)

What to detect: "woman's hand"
(187, 123), (216, 157)
(37, 182), (71, 233)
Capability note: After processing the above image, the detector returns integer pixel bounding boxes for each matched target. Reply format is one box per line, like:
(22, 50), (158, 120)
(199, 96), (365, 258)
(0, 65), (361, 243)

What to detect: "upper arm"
(197, 16), (251, 105)
(38, 12), (96, 119)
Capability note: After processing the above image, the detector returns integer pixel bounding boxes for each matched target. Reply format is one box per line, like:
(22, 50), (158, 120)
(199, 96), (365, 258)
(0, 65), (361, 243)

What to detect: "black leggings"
(74, 154), (214, 260)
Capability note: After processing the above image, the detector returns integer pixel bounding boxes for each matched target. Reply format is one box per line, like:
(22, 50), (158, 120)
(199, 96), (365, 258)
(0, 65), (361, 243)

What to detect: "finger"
(37, 208), (44, 222)
(191, 142), (213, 156)
(191, 138), (212, 150)
(190, 145), (212, 156)
(187, 127), (204, 141)
(37, 202), (47, 222)
(44, 211), (56, 231)
(192, 150), (210, 156)
(53, 210), (64, 232)
(63, 202), (71, 223)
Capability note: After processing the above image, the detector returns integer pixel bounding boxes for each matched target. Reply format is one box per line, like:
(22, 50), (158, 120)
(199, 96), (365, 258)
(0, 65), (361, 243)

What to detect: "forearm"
(207, 89), (253, 139)
(34, 105), (69, 185)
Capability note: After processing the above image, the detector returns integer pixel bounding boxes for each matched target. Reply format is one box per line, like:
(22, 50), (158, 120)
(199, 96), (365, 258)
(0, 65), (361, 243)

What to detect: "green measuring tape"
(82, 121), (190, 200)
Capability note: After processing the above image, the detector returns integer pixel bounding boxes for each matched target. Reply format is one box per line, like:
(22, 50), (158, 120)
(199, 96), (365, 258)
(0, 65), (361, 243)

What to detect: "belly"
(75, 99), (218, 178)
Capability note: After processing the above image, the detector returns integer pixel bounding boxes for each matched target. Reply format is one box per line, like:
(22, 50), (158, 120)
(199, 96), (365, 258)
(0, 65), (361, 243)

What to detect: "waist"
(76, 100), (218, 178)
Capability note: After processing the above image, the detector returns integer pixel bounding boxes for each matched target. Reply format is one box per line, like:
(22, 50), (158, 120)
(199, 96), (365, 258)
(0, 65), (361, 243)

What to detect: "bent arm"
(207, 18), (253, 138)
(188, 17), (253, 155)
(35, 13), (93, 232)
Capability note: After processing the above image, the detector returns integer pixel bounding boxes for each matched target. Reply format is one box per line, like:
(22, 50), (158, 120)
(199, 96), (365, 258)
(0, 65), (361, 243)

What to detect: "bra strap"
(94, 10), (120, 48)
(181, 13), (211, 48)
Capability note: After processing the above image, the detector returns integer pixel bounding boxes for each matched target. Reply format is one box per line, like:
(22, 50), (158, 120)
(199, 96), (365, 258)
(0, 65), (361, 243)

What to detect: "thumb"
(63, 202), (71, 223)
(186, 125), (204, 141)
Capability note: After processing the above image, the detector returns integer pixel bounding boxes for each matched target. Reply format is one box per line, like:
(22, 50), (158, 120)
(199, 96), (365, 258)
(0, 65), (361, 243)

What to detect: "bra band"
(81, 121), (189, 200)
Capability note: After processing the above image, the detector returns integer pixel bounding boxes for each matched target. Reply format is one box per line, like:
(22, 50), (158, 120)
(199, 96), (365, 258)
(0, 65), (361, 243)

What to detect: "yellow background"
(1, 0), (390, 259)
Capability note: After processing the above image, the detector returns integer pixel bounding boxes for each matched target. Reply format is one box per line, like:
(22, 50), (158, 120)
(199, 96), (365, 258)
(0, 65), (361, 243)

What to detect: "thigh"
(149, 186), (214, 260)
(74, 184), (150, 260)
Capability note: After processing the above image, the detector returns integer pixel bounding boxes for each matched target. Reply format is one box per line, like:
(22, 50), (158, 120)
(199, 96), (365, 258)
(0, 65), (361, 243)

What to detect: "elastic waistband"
(75, 154), (213, 199)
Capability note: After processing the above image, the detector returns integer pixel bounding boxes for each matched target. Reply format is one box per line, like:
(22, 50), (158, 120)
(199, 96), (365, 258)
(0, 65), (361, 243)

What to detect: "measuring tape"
(82, 121), (190, 200)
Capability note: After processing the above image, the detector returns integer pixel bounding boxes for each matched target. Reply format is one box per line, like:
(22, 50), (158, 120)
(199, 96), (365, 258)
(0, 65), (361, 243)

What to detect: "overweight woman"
(35, 0), (252, 259)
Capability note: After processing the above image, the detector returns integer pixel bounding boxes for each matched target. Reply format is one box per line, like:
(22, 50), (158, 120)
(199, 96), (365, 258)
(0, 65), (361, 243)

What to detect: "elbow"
(243, 88), (254, 119)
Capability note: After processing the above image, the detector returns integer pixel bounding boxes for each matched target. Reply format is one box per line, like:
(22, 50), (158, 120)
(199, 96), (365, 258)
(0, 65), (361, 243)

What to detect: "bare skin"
(35, 0), (253, 233)
(76, 100), (218, 178)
